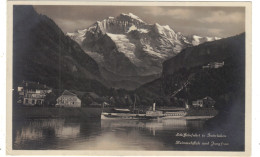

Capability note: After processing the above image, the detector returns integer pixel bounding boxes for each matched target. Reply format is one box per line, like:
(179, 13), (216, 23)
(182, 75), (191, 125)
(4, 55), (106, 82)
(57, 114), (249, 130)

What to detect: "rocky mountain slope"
(13, 6), (109, 95)
(136, 33), (245, 105)
(68, 13), (220, 89)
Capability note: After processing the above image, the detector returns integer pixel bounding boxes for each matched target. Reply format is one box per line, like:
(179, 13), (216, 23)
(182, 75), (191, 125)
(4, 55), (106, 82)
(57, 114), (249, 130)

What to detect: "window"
(32, 100), (35, 104)
(25, 99), (28, 103)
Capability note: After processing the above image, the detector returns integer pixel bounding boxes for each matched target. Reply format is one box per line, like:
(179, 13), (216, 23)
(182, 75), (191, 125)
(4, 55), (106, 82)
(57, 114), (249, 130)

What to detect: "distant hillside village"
(16, 81), (111, 108)
(202, 61), (224, 69)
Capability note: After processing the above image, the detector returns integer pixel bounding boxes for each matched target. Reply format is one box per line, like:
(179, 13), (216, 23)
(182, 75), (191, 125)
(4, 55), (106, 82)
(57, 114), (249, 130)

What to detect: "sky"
(34, 5), (245, 38)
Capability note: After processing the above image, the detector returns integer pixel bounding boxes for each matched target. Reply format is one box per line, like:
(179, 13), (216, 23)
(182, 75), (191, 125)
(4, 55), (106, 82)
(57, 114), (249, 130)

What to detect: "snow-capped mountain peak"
(107, 16), (115, 19)
(127, 25), (137, 33)
(190, 35), (221, 46)
(154, 23), (176, 36)
(66, 29), (88, 44)
(67, 13), (221, 89)
(119, 13), (145, 24)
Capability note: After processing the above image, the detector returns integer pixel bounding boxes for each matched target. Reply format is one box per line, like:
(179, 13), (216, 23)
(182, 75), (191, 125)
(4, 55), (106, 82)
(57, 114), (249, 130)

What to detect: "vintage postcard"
(6, 1), (252, 156)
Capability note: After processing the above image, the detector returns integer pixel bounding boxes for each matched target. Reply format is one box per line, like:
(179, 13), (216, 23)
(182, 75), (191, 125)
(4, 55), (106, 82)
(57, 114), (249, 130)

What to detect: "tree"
(45, 92), (57, 107)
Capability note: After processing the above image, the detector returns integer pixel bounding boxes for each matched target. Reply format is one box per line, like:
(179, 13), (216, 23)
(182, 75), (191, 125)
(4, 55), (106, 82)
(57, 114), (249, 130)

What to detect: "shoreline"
(13, 106), (102, 119)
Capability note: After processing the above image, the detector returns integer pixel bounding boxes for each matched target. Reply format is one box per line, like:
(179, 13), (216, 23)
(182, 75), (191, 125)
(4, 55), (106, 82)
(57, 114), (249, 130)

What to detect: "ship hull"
(101, 108), (218, 120)
(162, 115), (215, 119)
(162, 108), (218, 119)
(101, 113), (147, 120)
(101, 112), (164, 120)
(184, 116), (215, 119)
(101, 113), (216, 120)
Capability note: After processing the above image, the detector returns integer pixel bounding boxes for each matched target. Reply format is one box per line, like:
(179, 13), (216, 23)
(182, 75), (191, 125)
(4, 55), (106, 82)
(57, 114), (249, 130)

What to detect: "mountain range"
(67, 13), (220, 89)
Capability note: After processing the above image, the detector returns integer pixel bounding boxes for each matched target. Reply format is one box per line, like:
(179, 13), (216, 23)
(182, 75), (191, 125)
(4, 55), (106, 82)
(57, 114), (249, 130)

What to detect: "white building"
(56, 90), (81, 108)
(192, 96), (216, 108)
(17, 81), (52, 106)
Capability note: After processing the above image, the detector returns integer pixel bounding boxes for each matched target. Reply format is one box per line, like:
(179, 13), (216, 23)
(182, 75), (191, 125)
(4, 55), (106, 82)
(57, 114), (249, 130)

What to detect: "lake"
(12, 118), (242, 151)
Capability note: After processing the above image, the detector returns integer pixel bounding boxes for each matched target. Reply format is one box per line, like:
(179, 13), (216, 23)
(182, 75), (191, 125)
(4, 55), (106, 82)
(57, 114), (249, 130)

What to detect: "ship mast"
(133, 94), (136, 111)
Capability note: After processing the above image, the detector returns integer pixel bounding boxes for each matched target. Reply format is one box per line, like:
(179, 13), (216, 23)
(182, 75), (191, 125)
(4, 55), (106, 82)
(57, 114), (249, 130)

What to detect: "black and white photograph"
(7, 1), (251, 155)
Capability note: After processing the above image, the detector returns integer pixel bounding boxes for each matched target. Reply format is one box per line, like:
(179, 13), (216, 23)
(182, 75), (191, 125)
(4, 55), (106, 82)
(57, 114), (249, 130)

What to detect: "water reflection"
(101, 119), (205, 132)
(13, 118), (206, 150)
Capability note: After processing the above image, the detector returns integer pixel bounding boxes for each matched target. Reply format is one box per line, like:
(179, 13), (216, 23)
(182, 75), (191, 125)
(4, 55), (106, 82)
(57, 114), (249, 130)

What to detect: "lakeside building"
(17, 81), (52, 106)
(56, 90), (81, 108)
(192, 96), (216, 108)
(202, 61), (224, 69)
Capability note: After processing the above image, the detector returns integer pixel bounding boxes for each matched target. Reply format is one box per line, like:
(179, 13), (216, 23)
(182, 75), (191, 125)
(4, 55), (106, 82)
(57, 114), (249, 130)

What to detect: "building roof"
(62, 90), (77, 96)
(87, 92), (100, 99)
(203, 96), (215, 101)
(19, 81), (51, 90)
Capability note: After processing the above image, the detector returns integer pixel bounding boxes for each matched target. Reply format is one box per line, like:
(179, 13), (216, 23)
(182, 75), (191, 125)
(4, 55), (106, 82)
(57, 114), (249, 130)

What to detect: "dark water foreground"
(13, 117), (244, 151)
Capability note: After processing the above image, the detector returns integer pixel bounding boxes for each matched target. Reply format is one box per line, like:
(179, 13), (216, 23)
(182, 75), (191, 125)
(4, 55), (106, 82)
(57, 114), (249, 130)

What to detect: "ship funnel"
(185, 100), (189, 109)
(153, 103), (156, 111)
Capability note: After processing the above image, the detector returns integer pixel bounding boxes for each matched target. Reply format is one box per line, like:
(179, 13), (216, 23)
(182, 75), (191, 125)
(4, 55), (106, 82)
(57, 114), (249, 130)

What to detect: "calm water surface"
(13, 118), (237, 150)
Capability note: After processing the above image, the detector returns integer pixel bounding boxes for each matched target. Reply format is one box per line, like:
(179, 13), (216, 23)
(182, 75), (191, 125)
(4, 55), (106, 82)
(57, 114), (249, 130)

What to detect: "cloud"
(199, 11), (244, 23)
(207, 28), (223, 36)
(34, 5), (245, 38)
(143, 7), (193, 19)
(55, 19), (94, 33)
(180, 25), (224, 37)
